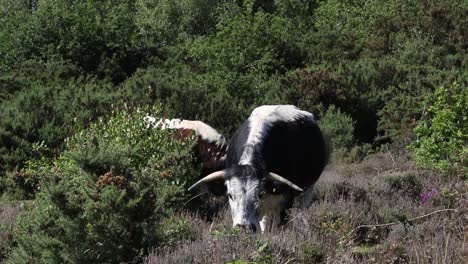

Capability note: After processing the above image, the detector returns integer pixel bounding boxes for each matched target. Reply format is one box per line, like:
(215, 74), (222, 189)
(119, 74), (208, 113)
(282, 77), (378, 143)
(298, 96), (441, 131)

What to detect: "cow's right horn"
(267, 172), (304, 192)
(188, 170), (225, 191)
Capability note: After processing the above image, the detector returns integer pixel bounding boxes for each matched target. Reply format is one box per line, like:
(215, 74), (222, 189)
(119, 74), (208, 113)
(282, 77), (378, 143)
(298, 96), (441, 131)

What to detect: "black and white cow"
(189, 105), (328, 232)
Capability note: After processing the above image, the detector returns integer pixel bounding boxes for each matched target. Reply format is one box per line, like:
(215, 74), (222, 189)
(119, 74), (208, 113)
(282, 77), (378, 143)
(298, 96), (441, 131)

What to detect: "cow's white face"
(225, 177), (261, 232)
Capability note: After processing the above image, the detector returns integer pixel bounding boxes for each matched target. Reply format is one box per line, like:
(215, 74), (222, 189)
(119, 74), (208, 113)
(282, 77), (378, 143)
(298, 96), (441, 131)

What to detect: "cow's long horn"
(267, 172), (303, 192)
(188, 170), (225, 191)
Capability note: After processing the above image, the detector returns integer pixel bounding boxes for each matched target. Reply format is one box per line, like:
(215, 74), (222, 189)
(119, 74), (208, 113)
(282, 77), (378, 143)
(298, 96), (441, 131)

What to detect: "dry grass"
(146, 151), (467, 264)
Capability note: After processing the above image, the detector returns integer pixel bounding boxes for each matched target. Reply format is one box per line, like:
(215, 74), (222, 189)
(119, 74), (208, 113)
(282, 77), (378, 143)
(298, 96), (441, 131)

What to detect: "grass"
(145, 151), (467, 263)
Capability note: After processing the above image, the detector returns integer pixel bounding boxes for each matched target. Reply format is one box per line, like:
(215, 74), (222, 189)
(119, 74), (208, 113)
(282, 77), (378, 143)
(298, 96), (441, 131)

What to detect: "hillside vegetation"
(0, 0), (466, 263)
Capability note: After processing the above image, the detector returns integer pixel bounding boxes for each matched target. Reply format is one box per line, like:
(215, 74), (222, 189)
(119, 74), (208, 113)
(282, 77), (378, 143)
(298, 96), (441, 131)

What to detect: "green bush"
(410, 82), (467, 172)
(135, 0), (228, 46)
(320, 105), (356, 153)
(1, 0), (468, 195)
(0, 0), (155, 82)
(0, 60), (122, 180)
(1, 148), (52, 201)
(5, 106), (200, 264)
(120, 64), (248, 135)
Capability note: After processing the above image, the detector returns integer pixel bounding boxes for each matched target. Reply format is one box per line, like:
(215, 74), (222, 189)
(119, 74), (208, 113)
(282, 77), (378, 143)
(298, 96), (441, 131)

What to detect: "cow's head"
(189, 165), (303, 232)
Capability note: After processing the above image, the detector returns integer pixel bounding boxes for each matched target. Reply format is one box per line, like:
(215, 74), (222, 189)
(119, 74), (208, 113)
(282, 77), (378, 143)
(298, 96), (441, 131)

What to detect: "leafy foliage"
(5, 107), (200, 263)
(411, 82), (467, 172)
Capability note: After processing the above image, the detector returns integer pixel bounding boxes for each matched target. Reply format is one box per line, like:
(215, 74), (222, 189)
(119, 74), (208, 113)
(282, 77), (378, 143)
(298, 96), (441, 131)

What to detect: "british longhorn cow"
(188, 105), (328, 232)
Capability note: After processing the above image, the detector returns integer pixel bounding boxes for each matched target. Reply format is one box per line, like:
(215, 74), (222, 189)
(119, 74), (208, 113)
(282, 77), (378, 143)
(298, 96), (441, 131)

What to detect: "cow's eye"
(228, 193), (233, 200)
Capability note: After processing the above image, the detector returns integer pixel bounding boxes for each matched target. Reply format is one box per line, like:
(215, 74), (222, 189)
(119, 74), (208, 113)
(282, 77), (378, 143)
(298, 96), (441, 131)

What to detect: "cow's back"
(261, 117), (327, 189)
(226, 105), (327, 188)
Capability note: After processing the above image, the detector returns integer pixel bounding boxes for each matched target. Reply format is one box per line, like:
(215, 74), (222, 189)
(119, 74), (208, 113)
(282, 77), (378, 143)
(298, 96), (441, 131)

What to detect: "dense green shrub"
(1, 146), (52, 201)
(295, 0), (468, 144)
(5, 107), (200, 263)
(320, 105), (355, 153)
(121, 60), (286, 136)
(0, 60), (123, 179)
(410, 82), (467, 172)
(189, 11), (305, 75)
(0, 0), (240, 81)
(1, 0), (468, 193)
(135, 0), (229, 46)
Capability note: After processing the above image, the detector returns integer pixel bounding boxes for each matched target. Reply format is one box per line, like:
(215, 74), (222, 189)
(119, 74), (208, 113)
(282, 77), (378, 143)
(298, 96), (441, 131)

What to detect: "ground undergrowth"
(1, 151), (466, 264)
(146, 152), (467, 264)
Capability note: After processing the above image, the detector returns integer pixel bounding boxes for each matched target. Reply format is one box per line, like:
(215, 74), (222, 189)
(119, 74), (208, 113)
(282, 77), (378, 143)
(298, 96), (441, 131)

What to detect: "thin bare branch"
(345, 209), (459, 240)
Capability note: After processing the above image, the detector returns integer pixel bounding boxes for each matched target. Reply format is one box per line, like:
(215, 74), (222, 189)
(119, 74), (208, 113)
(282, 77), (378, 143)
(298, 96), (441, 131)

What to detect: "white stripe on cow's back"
(178, 120), (227, 147)
(239, 105), (315, 165)
(144, 116), (227, 147)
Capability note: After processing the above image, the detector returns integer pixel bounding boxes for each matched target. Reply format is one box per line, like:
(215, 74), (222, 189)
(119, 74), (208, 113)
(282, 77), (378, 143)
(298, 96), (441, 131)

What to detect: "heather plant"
(148, 152), (466, 264)
(5, 106), (201, 263)
(419, 188), (439, 207)
(383, 172), (423, 200)
(410, 82), (467, 173)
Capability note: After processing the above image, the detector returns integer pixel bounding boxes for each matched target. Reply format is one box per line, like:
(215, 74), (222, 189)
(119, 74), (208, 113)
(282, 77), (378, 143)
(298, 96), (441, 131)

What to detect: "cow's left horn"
(267, 172), (303, 192)
(188, 170), (225, 191)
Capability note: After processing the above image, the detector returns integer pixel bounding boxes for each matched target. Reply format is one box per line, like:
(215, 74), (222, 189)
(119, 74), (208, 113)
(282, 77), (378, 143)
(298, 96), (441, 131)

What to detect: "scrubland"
(146, 152), (467, 263)
(0, 1), (466, 263)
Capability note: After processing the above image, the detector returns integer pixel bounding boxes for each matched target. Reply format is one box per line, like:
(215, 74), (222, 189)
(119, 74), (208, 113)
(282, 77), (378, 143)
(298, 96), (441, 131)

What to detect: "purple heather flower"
(419, 188), (439, 206)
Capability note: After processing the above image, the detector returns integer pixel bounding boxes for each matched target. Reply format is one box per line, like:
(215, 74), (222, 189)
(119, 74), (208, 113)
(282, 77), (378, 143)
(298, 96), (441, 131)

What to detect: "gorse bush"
(411, 82), (467, 173)
(0, 60), (122, 181)
(5, 106), (201, 264)
(1, 0), (467, 181)
(1, 148), (52, 200)
(0, 0), (143, 82)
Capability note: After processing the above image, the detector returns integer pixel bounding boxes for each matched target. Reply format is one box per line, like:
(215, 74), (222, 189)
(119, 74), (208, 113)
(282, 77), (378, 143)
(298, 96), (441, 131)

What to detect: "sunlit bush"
(6, 106), (200, 263)
(410, 82), (467, 173)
